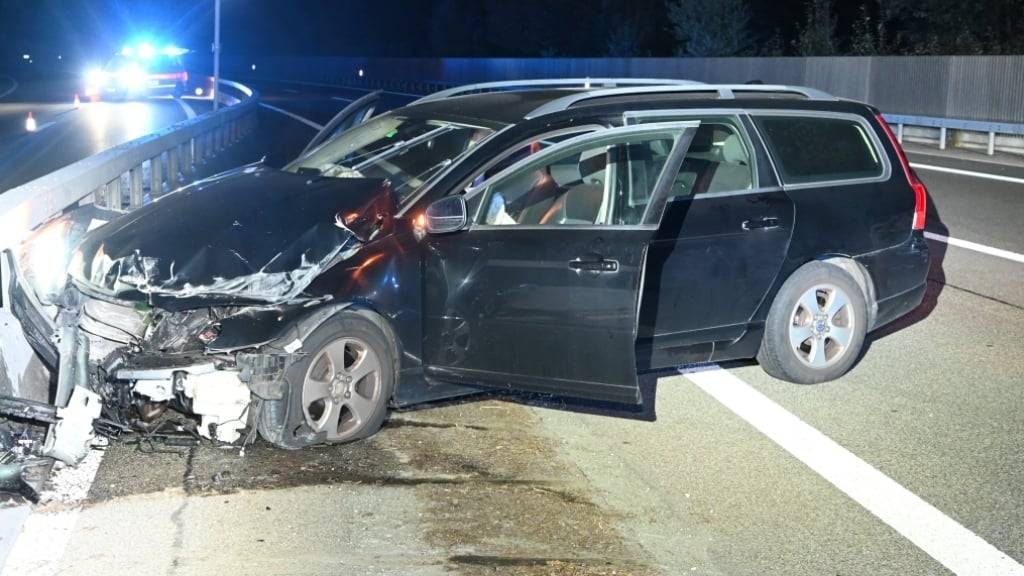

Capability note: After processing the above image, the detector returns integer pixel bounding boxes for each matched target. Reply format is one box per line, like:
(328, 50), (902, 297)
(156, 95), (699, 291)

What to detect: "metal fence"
(228, 55), (1024, 124)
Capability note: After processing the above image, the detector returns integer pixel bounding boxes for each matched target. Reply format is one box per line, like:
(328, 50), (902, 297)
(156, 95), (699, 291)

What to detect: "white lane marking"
(1, 446), (105, 576)
(0, 77), (17, 100)
(283, 88), (300, 94)
(331, 96), (354, 103)
(34, 121), (56, 132)
(259, 103), (323, 131)
(173, 97), (197, 119)
(0, 507), (30, 568)
(683, 366), (1024, 576)
(924, 231), (1024, 264)
(911, 162), (1024, 185)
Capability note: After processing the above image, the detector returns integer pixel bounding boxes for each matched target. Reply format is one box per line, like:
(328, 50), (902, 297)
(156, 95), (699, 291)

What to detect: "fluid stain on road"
(83, 399), (657, 575)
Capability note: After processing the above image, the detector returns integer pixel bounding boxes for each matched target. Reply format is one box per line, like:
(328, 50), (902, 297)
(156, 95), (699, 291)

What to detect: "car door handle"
(569, 258), (618, 273)
(742, 217), (780, 231)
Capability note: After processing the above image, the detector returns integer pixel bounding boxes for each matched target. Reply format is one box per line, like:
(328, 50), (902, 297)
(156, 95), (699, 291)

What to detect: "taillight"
(876, 114), (927, 230)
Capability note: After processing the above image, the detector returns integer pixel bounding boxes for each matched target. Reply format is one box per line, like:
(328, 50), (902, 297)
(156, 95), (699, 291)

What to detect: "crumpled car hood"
(69, 164), (389, 310)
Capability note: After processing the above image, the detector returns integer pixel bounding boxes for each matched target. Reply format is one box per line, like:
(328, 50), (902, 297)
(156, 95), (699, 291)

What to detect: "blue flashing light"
(160, 46), (188, 57)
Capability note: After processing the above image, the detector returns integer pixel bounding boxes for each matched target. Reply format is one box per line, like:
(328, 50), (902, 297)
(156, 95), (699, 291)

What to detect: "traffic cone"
(74, 93), (81, 109)
(26, 112), (37, 132)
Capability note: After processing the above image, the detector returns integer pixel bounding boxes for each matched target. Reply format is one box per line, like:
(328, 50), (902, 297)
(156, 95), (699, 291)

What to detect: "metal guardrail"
(0, 79), (259, 252)
(884, 113), (1024, 155)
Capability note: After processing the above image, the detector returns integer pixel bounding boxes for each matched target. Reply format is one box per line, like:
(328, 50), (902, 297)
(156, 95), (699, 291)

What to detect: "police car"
(84, 43), (190, 100)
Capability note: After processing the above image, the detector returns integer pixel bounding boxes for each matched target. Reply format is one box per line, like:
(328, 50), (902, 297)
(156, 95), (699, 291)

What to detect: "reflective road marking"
(924, 231), (1024, 264)
(0, 77), (17, 100)
(911, 162), (1024, 185)
(258, 103), (323, 131)
(0, 447), (105, 576)
(683, 366), (1024, 576)
(174, 97), (197, 119)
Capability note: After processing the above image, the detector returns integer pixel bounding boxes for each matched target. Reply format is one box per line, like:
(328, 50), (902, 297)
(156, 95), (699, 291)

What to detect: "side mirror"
(424, 196), (468, 234)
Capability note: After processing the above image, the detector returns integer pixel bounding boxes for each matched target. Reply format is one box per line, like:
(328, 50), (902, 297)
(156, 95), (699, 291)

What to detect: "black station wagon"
(11, 79), (930, 455)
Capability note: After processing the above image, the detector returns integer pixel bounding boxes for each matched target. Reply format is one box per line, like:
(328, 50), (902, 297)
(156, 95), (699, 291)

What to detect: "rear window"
(754, 116), (884, 185)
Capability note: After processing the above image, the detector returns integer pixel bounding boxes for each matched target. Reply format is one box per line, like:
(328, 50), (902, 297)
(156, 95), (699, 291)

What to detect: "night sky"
(1, 0), (1021, 70)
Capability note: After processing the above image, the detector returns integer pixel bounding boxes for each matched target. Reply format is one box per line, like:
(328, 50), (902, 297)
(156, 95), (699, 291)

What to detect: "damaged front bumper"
(4, 268), (302, 465)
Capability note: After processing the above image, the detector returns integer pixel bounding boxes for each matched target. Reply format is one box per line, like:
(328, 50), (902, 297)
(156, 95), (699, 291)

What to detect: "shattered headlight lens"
(15, 217), (72, 304)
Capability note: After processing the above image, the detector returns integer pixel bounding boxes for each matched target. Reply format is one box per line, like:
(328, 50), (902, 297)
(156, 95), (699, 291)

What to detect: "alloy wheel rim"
(788, 283), (855, 369)
(302, 337), (381, 441)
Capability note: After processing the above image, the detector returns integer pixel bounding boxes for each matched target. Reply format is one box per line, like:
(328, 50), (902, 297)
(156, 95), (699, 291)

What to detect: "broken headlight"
(15, 216), (73, 305)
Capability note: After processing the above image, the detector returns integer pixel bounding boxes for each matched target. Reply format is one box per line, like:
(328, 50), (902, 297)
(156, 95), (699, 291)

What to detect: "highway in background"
(0, 73), (213, 193)
(2, 79), (1022, 576)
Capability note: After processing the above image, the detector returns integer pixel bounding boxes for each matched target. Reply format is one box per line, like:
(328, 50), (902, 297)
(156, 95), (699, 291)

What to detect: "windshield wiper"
(393, 158), (454, 194)
(354, 125), (453, 171)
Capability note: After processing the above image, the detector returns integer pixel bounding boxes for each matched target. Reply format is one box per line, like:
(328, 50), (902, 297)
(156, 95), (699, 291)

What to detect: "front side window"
(290, 114), (493, 202)
(479, 127), (694, 227)
(754, 115), (884, 185)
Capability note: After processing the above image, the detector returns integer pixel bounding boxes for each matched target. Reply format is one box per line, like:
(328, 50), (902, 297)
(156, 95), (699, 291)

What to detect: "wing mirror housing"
(424, 195), (468, 234)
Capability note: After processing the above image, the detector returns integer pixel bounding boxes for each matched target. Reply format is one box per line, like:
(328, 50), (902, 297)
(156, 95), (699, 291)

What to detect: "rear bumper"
(856, 232), (930, 331)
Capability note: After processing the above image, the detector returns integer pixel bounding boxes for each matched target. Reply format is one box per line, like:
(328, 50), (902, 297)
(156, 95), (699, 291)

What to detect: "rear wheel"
(258, 312), (395, 449)
(757, 262), (867, 384)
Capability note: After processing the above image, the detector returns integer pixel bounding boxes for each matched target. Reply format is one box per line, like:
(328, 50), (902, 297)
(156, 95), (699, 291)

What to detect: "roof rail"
(526, 84), (836, 118)
(411, 78), (704, 105)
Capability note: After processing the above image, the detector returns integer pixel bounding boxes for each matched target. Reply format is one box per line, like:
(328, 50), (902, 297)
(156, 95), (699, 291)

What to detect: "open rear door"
(300, 90), (381, 157)
(422, 122), (700, 404)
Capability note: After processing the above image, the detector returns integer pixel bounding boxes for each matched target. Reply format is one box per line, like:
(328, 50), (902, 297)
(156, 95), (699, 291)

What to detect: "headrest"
(720, 133), (747, 165)
(578, 147), (607, 178)
(548, 158), (581, 186)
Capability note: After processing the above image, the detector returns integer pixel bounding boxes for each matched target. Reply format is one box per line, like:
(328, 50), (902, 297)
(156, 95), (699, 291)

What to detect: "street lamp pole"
(213, 0), (221, 110)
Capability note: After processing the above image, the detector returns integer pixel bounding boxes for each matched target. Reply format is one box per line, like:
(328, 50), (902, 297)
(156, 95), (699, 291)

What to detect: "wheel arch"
(814, 254), (878, 330)
(284, 300), (403, 403)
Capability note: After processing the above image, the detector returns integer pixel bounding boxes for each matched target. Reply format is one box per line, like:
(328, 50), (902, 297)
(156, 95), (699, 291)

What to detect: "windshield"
(289, 114), (493, 202)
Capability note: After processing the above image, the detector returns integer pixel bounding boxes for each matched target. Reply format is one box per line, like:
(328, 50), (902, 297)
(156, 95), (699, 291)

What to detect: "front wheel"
(757, 261), (868, 384)
(258, 311), (395, 449)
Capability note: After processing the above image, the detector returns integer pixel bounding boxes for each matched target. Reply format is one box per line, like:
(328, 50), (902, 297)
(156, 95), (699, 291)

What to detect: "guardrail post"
(150, 154), (163, 196)
(104, 178), (122, 209)
(181, 139), (192, 174)
(939, 126), (947, 150)
(129, 165), (144, 208)
(988, 131), (996, 155)
(195, 134), (205, 164)
(167, 146), (179, 189)
(897, 123), (904, 144)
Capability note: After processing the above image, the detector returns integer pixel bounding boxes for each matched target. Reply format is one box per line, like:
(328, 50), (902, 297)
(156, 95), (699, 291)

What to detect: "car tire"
(258, 311), (395, 449)
(757, 261), (868, 384)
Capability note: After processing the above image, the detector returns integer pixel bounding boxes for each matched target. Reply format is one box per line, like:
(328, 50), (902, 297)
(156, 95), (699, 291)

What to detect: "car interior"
(483, 121), (755, 227)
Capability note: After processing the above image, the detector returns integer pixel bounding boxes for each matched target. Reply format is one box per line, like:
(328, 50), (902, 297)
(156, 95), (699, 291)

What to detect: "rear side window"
(625, 115), (755, 197)
(754, 115), (884, 185)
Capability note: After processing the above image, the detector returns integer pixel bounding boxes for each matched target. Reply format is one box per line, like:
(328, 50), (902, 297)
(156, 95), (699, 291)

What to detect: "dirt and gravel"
(63, 396), (659, 575)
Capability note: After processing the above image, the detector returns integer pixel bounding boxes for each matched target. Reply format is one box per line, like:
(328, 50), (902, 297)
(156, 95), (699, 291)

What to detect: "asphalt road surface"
(1, 78), (1022, 576)
(0, 73), (213, 193)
